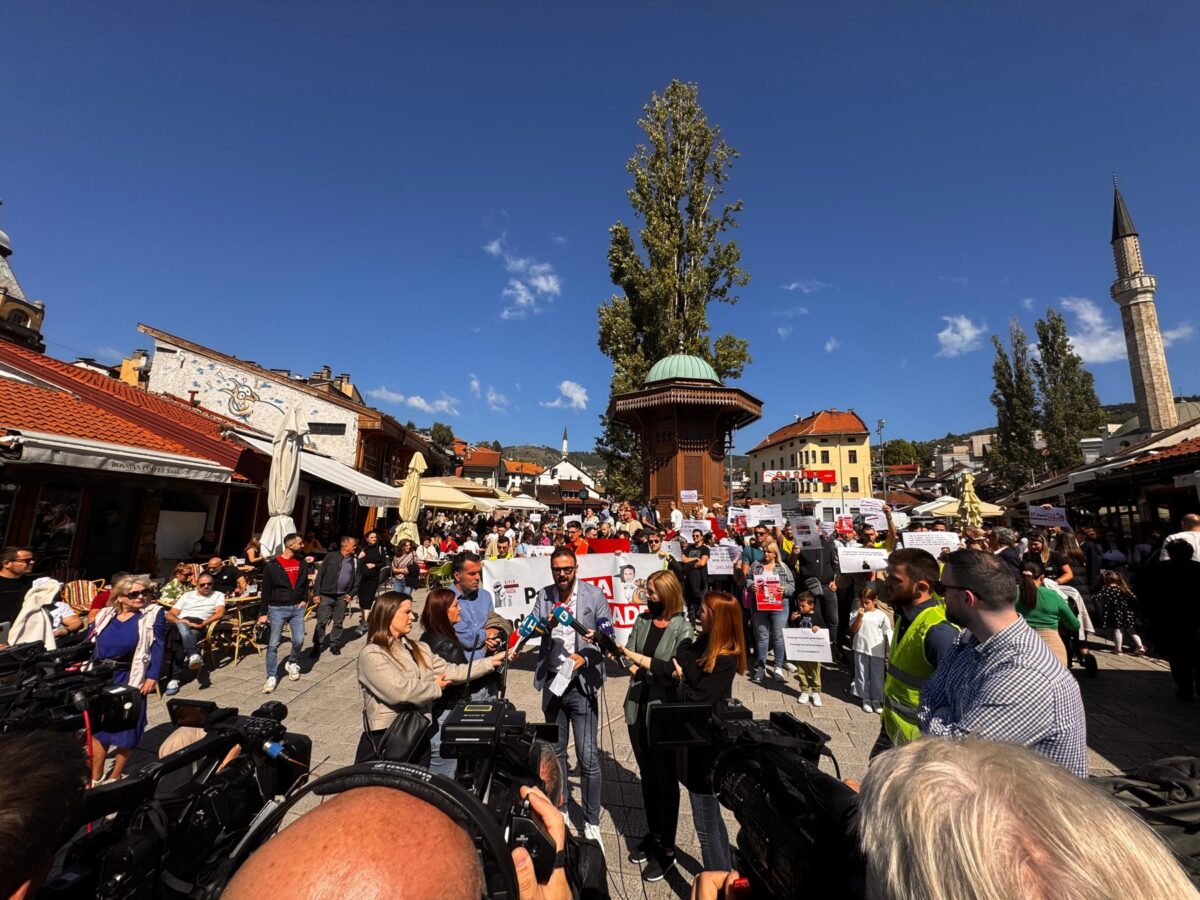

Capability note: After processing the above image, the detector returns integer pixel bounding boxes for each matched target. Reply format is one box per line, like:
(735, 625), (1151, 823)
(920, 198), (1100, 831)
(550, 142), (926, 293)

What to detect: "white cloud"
(1021, 297), (1034, 310)
(468, 373), (481, 398)
(485, 233), (562, 319)
(93, 345), (125, 362)
(551, 233), (568, 245)
(1058, 296), (1125, 363)
(486, 386), (509, 412)
(777, 326), (793, 339)
(781, 279), (830, 293)
(772, 305), (809, 318)
(366, 387), (460, 417)
(540, 380), (588, 410)
(938, 275), (969, 285)
(1164, 323), (1195, 346)
(824, 337), (840, 353)
(935, 315), (986, 357)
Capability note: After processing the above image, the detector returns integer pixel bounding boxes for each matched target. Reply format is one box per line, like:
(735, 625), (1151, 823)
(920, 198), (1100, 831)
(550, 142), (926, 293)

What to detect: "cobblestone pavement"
(134, 591), (1200, 897)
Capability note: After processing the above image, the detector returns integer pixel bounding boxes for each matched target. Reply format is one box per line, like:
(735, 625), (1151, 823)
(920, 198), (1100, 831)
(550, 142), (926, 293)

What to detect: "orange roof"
(750, 409), (868, 453)
(463, 448), (501, 468)
(504, 459), (544, 476)
(1122, 437), (1200, 469)
(0, 380), (195, 456)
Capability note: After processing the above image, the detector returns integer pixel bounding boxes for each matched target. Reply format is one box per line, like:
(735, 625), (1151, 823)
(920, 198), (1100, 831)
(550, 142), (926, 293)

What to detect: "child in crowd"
(790, 592), (823, 707)
(1095, 569), (1146, 654)
(849, 587), (892, 714)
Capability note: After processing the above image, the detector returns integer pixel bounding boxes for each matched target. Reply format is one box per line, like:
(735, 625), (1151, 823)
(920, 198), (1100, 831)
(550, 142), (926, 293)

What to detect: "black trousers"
(836, 583), (856, 654)
(314, 594), (347, 648)
(1168, 636), (1200, 699)
(814, 590), (838, 645)
(869, 724), (893, 760)
(628, 719), (680, 852)
(358, 576), (380, 613)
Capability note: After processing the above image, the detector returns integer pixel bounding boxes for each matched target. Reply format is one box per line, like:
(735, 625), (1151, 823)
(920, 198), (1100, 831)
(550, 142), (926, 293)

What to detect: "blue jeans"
(690, 791), (732, 870)
(174, 621), (200, 657)
(752, 609), (788, 672)
(266, 603), (306, 678)
(428, 705), (458, 778)
(542, 684), (601, 826)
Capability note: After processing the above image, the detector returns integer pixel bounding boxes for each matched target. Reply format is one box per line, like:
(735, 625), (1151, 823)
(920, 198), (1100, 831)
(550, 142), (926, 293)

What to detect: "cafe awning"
(232, 431), (399, 507)
(418, 478), (481, 511)
(0, 430), (233, 483)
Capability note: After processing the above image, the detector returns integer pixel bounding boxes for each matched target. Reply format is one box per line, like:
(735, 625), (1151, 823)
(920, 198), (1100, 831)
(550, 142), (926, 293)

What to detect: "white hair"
(858, 738), (1198, 900)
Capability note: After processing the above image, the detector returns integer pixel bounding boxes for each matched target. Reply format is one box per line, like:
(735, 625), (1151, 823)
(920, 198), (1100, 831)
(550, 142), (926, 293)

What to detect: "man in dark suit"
(312, 536), (360, 657)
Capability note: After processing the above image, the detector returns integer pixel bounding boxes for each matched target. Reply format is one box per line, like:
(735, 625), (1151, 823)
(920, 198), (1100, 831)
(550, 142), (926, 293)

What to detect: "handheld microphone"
(550, 604), (589, 639)
(507, 613), (547, 660)
(595, 616), (632, 668)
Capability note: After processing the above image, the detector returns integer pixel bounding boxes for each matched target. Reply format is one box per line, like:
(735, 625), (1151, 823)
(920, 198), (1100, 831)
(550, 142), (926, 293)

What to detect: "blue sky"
(4, 2), (1199, 453)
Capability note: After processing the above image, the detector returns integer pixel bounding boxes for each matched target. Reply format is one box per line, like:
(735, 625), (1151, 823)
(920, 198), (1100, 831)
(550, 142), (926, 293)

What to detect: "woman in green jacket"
(1018, 558), (1080, 668)
(618, 569), (694, 882)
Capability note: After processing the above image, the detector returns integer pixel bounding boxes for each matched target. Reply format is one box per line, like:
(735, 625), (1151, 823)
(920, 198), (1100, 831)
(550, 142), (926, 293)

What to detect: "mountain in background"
(502, 444), (605, 473)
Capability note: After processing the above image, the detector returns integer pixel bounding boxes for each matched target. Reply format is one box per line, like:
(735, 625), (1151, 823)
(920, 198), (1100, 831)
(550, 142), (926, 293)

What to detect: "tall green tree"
(430, 422), (454, 448)
(1031, 309), (1105, 471)
(881, 438), (919, 465)
(596, 80), (750, 501)
(989, 320), (1041, 492)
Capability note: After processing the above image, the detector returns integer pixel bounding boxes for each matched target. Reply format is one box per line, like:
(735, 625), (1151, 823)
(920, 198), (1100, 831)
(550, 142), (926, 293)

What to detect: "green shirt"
(1018, 586), (1080, 632)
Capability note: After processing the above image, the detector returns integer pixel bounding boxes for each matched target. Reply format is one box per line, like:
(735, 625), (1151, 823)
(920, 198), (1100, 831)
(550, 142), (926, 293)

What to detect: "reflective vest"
(881, 603), (949, 745)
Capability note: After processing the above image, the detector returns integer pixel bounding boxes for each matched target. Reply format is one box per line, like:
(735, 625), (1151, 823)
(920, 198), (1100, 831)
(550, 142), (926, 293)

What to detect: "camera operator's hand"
(513, 785), (570, 900)
(691, 870), (745, 900)
(140, 678), (158, 696)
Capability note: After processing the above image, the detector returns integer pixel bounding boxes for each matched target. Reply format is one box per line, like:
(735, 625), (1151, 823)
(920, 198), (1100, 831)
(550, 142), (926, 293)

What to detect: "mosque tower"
(1110, 180), (1177, 433)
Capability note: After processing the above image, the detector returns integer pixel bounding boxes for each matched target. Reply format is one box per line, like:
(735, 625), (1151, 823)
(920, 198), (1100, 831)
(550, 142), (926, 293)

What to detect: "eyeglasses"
(198, 582), (214, 588)
(934, 581), (967, 595)
(13, 556), (34, 563)
(126, 590), (146, 599)
(551, 566), (576, 574)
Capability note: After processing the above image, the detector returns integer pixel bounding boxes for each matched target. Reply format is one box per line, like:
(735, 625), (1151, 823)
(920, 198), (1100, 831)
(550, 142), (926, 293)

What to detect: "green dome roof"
(644, 354), (721, 386)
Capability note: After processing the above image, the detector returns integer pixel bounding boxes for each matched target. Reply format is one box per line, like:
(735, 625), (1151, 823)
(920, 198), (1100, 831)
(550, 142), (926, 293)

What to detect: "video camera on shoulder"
(0, 641), (141, 735)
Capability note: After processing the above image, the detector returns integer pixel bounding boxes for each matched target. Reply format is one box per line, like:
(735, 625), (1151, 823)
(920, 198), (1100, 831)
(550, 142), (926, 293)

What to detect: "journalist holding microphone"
(532, 546), (609, 847)
(356, 591), (503, 765)
(617, 569), (694, 882)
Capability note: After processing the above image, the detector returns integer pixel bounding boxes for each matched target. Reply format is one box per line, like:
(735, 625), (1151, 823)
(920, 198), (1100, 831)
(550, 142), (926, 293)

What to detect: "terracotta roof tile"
(751, 409), (869, 453)
(463, 448), (501, 467)
(504, 459), (544, 475)
(1121, 436), (1200, 468)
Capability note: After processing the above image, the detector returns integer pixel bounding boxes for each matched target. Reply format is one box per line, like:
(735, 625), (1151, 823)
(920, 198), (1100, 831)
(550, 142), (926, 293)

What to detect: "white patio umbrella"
(259, 407), (309, 557)
(392, 451), (427, 547)
(500, 494), (549, 511)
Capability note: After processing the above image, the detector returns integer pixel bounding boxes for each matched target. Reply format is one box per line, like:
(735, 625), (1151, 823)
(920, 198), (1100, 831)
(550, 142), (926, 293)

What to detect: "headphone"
(201, 761), (520, 899)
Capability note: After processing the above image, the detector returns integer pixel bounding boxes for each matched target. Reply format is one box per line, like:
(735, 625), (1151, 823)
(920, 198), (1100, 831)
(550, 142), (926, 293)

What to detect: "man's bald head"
(225, 787), (483, 899)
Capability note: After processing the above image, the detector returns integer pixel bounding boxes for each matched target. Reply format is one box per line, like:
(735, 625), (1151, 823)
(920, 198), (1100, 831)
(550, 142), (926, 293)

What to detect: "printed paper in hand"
(836, 546), (889, 574)
(530, 513), (541, 523)
(706, 545), (739, 575)
(679, 517), (712, 535)
(754, 571), (784, 611)
(749, 504), (783, 527)
(1028, 506), (1070, 528)
(835, 515), (856, 536)
(858, 498), (888, 530)
(901, 532), (961, 557)
(549, 653), (578, 697)
(784, 627), (833, 663)
(728, 506), (750, 530)
(680, 489), (699, 504)
(661, 540), (683, 559)
(787, 515), (824, 550)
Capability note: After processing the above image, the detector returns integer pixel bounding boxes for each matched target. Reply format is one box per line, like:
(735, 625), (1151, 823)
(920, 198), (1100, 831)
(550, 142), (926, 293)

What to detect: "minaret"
(561, 427), (568, 459)
(1109, 180), (1177, 433)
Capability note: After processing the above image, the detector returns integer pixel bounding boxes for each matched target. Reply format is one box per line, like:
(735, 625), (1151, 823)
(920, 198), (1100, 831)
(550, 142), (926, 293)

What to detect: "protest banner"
(728, 506), (750, 531)
(589, 538), (632, 554)
(680, 489), (698, 504)
(524, 546), (554, 557)
(783, 627), (833, 663)
(836, 546), (889, 573)
(787, 515), (823, 550)
(749, 504), (783, 527)
(679, 517), (712, 535)
(754, 571), (784, 611)
(835, 515), (855, 536)
(1028, 506), (1070, 528)
(706, 545), (739, 575)
(819, 521), (836, 536)
(660, 539), (684, 559)
(901, 532), (961, 557)
(859, 498), (888, 530)
(529, 512), (541, 523)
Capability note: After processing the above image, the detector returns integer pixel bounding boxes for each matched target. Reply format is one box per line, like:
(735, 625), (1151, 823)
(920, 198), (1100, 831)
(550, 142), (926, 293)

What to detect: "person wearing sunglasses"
(88, 575), (166, 783)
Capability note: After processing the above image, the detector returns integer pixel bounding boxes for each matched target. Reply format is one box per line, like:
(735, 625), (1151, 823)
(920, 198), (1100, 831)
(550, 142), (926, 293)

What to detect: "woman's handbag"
(363, 706), (433, 763)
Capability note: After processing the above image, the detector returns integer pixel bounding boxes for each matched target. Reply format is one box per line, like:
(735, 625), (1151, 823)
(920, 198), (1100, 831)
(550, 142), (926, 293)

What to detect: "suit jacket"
(316, 550), (361, 597)
(533, 579), (609, 695)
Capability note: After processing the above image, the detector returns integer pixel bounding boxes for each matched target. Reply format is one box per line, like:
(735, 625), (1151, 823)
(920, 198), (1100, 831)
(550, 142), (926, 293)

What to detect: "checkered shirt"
(917, 616), (1088, 778)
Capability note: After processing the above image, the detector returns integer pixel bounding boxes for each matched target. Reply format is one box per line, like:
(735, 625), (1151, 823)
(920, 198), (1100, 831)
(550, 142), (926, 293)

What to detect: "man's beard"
(887, 580), (920, 608)
(944, 603), (968, 628)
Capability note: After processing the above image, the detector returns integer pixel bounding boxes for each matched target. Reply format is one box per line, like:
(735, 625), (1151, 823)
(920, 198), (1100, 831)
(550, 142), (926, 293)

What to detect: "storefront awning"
(0, 430), (233, 483)
(419, 479), (485, 511)
(233, 431), (399, 508)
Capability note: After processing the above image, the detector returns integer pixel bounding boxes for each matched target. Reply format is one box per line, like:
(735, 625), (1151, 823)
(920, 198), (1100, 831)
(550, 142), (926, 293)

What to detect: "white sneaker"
(285, 661), (301, 681)
(583, 823), (605, 855)
(798, 692), (810, 704)
(875, 705), (883, 715)
(863, 701), (874, 713)
(164, 679), (181, 696)
(783, 662), (798, 673)
(772, 667), (787, 682)
(811, 693), (823, 707)
(188, 653), (203, 671)
(262, 677), (277, 694)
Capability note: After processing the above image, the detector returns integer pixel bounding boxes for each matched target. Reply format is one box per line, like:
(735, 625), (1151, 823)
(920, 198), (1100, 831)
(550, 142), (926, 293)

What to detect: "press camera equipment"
(650, 698), (866, 899)
(0, 641), (141, 735)
(40, 698), (312, 900)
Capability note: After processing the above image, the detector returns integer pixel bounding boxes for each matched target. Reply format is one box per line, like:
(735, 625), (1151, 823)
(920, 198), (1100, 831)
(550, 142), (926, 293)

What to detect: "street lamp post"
(876, 418), (887, 498)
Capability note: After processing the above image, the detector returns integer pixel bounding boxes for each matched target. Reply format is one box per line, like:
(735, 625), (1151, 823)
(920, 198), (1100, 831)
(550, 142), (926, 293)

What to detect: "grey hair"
(993, 526), (1019, 547)
(941, 549), (1016, 611)
(109, 575), (151, 606)
(858, 738), (1199, 900)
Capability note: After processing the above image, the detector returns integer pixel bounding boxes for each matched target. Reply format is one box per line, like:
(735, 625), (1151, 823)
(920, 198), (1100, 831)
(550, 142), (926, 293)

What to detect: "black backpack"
(1094, 757), (1200, 887)
(564, 832), (608, 899)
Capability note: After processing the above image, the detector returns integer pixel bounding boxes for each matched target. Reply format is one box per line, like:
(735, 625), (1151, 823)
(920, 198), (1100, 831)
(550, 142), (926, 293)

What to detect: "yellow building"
(746, 409), (872, 515)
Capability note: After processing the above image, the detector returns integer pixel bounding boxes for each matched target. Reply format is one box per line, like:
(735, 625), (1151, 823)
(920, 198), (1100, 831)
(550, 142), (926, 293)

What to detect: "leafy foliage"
(596, 80), (751, 501)
(429, 422), (454, 448)
(989, 320), (1042, 492)
(1032, 309), (1105, 471)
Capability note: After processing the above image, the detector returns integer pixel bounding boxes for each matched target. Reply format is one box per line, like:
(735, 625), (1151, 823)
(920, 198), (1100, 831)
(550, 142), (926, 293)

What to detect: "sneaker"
(582, 823), (605, 855)
(641, 852), (676, 882)
(862, 701), (873, 713)
(330, 644), (342, 656)
(165, 679), (181, 696)
(783, 662), (798, 673)
(772, 667), (787, 682)
(262, 677), (277, 694)
(875, 705), (883, 714)
(285, 661), (301, 681)
(188, 653), (203, 671)
(811, 693), (823, 707)
(628, 834), (656, 864)
(750, 670), (764, 685)
(798, 692), (810, 704)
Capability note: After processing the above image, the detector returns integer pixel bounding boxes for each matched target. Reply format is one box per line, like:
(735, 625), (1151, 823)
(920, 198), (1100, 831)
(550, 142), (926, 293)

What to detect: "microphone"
(550, 604), (589, 639)
(595, 616), (632, 668)
(507, 612), (548, 660)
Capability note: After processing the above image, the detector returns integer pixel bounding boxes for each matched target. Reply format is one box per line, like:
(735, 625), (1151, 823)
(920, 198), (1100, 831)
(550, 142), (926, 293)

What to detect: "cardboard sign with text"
(836, 546), (889, 574)
(1028, 506), (1070, 528)
(706, 545), (740, 576)
(858, 498), (888, 530)
(787, 515), (824, 550)
(754, 571), (784, 611)
(784, 627), (833, 662)
(901, 532), (961, 557)
(679, 517), (712, 535)
(680, 489), (699, 504)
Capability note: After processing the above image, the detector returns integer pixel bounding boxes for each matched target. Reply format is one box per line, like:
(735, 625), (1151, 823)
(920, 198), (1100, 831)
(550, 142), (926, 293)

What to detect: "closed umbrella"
(259, 407), (309, 557)
(392, 451), (427, 547)
(957, 472), (984, 530)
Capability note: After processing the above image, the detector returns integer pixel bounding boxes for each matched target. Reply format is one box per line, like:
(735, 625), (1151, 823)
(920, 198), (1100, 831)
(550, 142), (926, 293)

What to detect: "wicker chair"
(60, 579), (104, 615)
(206, 596), (263, 666)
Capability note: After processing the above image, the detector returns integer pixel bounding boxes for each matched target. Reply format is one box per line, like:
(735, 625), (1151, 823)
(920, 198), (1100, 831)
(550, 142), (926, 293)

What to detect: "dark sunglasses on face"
(551, 566), (576, 574)
(126, 590), (146, 599)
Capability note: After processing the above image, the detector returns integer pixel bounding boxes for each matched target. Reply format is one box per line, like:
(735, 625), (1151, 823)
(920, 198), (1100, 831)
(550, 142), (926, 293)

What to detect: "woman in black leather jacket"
(419, 587), (466, 777)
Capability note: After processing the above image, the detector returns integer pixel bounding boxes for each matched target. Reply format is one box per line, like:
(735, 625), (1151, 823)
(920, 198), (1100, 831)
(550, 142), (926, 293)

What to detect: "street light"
(876, 418), (887, 498)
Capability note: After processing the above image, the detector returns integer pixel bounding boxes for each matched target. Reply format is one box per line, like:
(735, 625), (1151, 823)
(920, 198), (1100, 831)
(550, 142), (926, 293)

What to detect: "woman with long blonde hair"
(355, 591), (504, 764)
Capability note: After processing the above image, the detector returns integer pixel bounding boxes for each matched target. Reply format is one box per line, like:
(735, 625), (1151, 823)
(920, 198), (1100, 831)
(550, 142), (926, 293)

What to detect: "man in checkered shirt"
(918, 549), (1088, 778)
